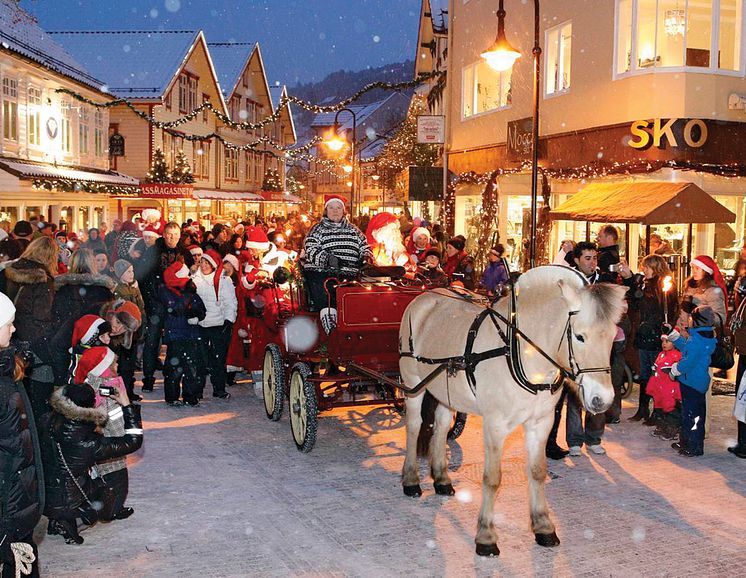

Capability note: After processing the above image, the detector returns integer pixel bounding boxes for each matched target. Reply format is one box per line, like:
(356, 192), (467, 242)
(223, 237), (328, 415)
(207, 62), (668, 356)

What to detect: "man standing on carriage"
(302, 196), (372, 334)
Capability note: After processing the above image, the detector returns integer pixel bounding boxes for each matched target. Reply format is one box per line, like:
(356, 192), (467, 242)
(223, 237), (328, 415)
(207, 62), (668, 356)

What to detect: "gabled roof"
(207, 41), (256, 98)
(269, 84), (297, 144)
(0, 1), (103, 90)
(311, 93), (404, 132)
(49, 30), (198, 99)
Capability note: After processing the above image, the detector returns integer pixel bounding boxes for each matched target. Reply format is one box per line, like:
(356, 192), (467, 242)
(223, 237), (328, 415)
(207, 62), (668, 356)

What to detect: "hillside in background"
(289, 60), (415, 143)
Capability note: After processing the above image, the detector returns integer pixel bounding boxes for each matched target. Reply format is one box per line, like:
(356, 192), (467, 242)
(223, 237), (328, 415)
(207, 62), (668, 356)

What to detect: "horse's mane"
(581, 283), (627, 327)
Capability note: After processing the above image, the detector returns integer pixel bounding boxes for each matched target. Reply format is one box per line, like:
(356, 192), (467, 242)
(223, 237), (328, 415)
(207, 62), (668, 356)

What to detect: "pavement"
(35, 376), (746, 577)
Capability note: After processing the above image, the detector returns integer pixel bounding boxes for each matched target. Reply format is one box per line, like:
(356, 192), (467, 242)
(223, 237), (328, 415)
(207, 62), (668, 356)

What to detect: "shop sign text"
(628, 118), (708, 149)
(140, 183), (193, 198)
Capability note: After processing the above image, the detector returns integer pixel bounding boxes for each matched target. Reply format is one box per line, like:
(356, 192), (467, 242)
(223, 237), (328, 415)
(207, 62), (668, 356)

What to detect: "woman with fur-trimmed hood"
(40, 378), (143, 545)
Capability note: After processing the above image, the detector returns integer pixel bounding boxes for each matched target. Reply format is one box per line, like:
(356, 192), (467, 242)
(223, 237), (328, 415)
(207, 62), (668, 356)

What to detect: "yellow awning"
(550, 181), (736, 225)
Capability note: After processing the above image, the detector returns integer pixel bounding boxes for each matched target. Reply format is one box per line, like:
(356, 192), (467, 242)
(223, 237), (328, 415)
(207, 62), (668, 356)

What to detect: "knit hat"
(201, 249), (224, 298)
(447, 235), (466, 252)
(164, 261), (191, 290)
(692, 305), (719, 328)
(106, 299), (142, 349)
(113, 259), (133, 280)
(365, 212), (399, 247)
(411, 227), (431, 243)
(423, 248), (441, 261)
(0, 292), (15, 328)
(211, 223), (227, 238)
(0, 238), (21, 261)
(245, 227), (270, 251)
(690, 255), (728, 303)
(64, 383), (96, 408)
(142, 224), (161, 239)
(12, 221), (32, 238)
(74, 346), (116, 385)
(71, 315), (111, 348)
(324, 195), (346, 211)
(223, 254), (239, 271)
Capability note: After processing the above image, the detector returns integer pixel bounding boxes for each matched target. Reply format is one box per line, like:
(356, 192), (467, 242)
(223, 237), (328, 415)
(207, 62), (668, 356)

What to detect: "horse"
(398, 265), (627, 556)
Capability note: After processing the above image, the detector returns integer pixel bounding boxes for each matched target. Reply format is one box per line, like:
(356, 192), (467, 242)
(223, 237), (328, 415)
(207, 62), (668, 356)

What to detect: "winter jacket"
(479, 260), (509, 294)
(114, 281), (146, 321)
(625, 274), (680, 351)
(670, 326), (717, 394)
(0, 347), (43, 554)
(193, 270), (237, 328)
(443, 251), (476, 290)
(597, 244), (620, 283)
(41, 388), (142, 520)
(159, 285), (206, 343)
(678, 283), (726, 330)
(137, 239), (195, 310)
(303, 217), (372, 275)
(647, 349), (683, 412)
(3, 258), (55, 344)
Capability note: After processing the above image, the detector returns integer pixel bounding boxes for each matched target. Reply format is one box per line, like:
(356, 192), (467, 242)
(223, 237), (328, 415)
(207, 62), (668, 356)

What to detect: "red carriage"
(252, 266), (466, 452)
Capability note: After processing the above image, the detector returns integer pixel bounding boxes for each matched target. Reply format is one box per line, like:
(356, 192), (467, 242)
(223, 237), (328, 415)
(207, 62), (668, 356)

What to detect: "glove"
(327, 255), (340, 270)
(669, 363), (681, 377)
(661, 323), (673, 335)
(664, 329), (680, 342)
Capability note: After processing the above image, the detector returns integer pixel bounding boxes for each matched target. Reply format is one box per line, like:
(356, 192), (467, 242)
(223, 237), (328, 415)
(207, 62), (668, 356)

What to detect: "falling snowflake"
(150, 8), (159, 18)
(583, 529), (594, 540)
(373, 35), (381, 43)
(164, 0), (181, 12)
(285, 316), (318, 353)
(631, 527), (646, 542)
(455, 489), (472, 503)
(425, 539), (436, 549)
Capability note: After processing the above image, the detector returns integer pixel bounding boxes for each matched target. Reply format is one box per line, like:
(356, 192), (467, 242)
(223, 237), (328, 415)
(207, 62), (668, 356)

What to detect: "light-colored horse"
(399, 265), (627, 556)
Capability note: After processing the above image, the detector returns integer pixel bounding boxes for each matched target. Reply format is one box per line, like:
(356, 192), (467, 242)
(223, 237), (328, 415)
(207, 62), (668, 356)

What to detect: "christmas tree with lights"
(262, 168), (282, 191)
(171, 150), (195, 184)
(145, 147), (170, 183)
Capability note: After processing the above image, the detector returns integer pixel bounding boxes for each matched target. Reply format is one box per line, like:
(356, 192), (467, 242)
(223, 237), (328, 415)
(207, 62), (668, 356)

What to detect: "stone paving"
(36, 377), (746, 577)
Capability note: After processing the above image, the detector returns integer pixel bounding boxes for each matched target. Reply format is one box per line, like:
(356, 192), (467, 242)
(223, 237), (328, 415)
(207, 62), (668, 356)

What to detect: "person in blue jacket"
(666, 305), (718, 457)
(479, 245), (510, 298)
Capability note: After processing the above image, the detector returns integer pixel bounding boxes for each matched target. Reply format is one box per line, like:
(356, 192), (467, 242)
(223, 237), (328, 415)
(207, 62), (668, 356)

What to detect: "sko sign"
(628, 118), (708, 150)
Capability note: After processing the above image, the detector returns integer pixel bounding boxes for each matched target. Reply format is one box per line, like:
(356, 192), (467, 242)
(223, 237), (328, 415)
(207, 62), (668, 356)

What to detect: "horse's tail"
(416, 390), (438, 457)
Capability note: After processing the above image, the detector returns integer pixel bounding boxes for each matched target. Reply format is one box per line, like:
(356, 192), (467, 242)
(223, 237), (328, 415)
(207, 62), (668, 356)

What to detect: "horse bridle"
(559, 309), (612, 382)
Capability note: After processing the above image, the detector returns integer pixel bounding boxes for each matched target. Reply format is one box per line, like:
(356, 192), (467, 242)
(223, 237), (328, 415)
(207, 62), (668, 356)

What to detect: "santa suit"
(647, 348), (683, 413)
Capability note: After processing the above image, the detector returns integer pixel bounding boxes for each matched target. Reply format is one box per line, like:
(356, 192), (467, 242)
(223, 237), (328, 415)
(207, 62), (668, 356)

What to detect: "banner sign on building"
(417, 115), (445, 144)
(407, 166), (443, 201)
(140, 183), (193, 198)
(507, 117), (534, 161)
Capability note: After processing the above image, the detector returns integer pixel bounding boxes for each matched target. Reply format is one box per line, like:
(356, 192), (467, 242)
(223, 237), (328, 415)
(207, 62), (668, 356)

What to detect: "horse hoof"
(403, 484), (422, 497)
(434, 483), (455, 496)
(535, 532), (560, 547)
(475, 542), (500, 557)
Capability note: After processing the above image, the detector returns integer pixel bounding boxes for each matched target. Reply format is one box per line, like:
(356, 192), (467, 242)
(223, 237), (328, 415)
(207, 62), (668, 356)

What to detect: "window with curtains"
(2, 77), (18, 141)
(78, 106), (90, 155)
(462, 60), (512, 118)
(545, 22), (572, 95)
(60, 98), (71, 153)
(27, 86), (41, 146)
(224, 146), (238, 180)
(616, 0), (744, 75)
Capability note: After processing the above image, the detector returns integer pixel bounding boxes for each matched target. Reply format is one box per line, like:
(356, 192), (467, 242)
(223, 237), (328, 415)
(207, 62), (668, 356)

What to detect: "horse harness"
(399, 275), (611, 398)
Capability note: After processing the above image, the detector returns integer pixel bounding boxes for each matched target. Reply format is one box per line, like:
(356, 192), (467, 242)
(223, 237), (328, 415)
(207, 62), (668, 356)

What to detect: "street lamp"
(482, 0), (541, 269)
(323, 107), (358, 216)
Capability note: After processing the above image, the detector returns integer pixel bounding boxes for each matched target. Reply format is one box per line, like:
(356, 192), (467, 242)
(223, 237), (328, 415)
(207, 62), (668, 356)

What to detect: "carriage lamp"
(324, 125), (346, 152)
(480, 0), (521, 71)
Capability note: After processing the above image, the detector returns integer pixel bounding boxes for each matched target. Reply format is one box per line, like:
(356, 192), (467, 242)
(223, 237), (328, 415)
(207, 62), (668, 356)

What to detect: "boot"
(320, 307), (338, 335)
(628, 380), (650, 421)
(226, 371), (236, 386)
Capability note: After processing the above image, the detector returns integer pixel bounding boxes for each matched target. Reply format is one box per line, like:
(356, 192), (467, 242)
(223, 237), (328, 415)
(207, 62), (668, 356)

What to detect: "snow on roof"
(207, 41), (255, 98)
(429, 0), (448, 34)
(0, 1), (103, 90)
(0, 157), (139, 186)
(269, 85), (284, 110)
(360, 137), (388, 161)
(49, 30), (199, 99)
(311, 93), (404, 132)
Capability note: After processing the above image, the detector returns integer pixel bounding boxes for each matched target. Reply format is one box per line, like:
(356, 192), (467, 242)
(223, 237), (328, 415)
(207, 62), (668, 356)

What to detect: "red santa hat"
(690, 255), (728, 302)
(142, 224), (161, 239)
(223, 253), (240, 271)
(245, 226), (270, 251)
(141, 208), (161, 222)
(164, 261), (191, 290)
(365, 211), (399, 247)
(71, 315), (110, 348)
(202, 249), (224, 298)
(410, 227), (431, 242)
(324, 195), (346, 211)
(74, 346), (116, 385)
(187, 244), (203, 258)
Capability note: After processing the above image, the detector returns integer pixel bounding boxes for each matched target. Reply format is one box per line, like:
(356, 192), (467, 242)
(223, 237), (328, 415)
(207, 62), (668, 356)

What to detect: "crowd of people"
(1, 200), (743, 575)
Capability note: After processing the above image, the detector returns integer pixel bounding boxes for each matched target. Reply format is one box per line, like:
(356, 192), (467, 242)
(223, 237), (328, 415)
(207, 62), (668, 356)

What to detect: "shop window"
(462, 60), (512, 119)
(61, 99), (72, 153)
(545, 22), (572, 95)
(27, 86), (42, 146)
(78, 106), (90, 155)
(616, 0), (744, 75)
(94, 109), (105, 157)
(2, 77), (18, 141)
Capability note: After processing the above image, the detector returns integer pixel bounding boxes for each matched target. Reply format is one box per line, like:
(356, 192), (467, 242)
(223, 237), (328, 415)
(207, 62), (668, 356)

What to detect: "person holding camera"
(619, 255), (679, 423)
(302, 196), (371, 333)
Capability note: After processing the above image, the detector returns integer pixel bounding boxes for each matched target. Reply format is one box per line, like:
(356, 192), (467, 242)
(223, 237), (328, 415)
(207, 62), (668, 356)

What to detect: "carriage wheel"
(289, 363), (318, 453)
(620, 364), (635, 400)
(263, 344), (285, 421)
(447, 412), (468, 440)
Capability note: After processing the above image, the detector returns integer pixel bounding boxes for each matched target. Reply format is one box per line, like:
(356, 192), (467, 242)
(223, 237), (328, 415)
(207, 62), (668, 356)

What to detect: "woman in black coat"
(50, 248), (116, 382)
(0, 295), (43, 577)
(4, 237), (59, 423)
(41, 382), (143, 544)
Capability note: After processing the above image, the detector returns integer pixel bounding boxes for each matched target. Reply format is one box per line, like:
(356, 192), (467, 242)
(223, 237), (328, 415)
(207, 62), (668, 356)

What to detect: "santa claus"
(365, 212), (409, 267)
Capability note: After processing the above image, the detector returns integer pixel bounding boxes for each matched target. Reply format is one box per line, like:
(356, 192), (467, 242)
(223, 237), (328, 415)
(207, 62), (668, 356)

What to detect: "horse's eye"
(575, 333), (585, 343)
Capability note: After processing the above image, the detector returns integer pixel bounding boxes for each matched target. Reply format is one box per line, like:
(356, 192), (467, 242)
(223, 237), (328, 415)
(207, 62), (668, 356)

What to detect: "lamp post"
(482, 0), (541, 269)
(324, 107), (358, 216)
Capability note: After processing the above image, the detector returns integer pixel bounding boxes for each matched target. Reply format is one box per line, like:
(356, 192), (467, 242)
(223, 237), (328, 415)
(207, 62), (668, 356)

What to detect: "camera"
(609, 263), (620, 273)
(98, 385), (115, 397)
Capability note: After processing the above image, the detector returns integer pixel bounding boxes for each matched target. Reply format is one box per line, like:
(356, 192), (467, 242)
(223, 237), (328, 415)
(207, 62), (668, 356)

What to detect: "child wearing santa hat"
(158, 261), (206, 406)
